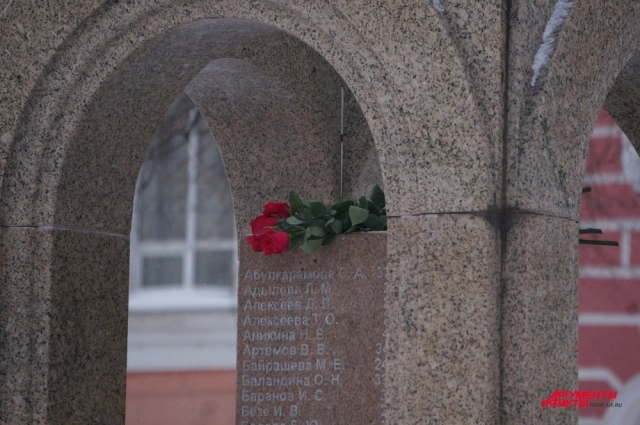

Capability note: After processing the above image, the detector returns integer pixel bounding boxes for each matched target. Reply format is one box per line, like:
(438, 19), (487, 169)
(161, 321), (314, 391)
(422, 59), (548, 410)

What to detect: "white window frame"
(129, 117), (238, 312)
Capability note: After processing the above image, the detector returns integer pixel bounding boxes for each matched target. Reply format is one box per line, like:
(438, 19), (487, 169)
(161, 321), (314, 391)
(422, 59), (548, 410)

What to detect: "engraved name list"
(236, 233), (387, 425)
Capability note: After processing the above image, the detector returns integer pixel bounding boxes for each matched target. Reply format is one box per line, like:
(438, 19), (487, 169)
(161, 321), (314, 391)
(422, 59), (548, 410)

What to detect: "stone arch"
(498, 3), (640, 424)
(572, 11), (640, 425)
(0, 6), (403, 228)
(604, 50), (640, 157)
(9, 1), (640, 424)
(504, 2), (640, 220)
(587, 4), (640, 181)
(0, 12), (387, 424)
(48, 19), (381, 237)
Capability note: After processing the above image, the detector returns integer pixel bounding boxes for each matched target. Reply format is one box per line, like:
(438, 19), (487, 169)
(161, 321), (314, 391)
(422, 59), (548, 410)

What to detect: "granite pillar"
(0, 228), (129, 424)
(384, 214), (501, 424)
(500, 214), (579, 424)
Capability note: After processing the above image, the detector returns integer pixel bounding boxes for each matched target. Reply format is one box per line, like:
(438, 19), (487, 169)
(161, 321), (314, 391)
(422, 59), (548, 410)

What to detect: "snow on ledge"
(433, 0), (445, 14)
(530, 0), (574, 87)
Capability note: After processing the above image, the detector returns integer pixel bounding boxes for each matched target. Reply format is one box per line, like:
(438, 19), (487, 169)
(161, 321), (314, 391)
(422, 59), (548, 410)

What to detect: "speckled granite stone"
(185, 56), (377, 236)
(47, 230), (129, 425)
(1, 17), (380, 235)
(0, 7), (395, 229)
(45, 19), (281, 234)
(384, 214), (501, 424)
(0, 0), (508, 231)
(5, 1), (640, 424)
(500, 214), (578, 425)
(604, 52), (640, 154)
(186, 57), (337, 235)
(326, 0), (505, 215)
(223, 32), (381, 200)
(506, 0), (640, 220)
(0, 228), (129, 424)
(0, 0), (105, 184)
(351, 148), (384, 199)
(237, 233), (386, 425)
(0, 227), (50, 424)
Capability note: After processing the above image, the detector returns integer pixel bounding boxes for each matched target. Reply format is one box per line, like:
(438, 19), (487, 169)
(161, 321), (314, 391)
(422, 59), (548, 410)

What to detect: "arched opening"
(51, 19), (382, 239)
(126, 92), (238, 424)
(58, 19), (381, 425)
(0, 14), (386, 423)
(572, 43), (640, 425)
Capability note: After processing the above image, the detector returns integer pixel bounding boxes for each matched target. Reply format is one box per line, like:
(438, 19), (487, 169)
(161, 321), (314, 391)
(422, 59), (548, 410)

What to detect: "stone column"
(500, 215), (578, 424)
(0, 228), (129, 424)
(384, 214), (502, 424)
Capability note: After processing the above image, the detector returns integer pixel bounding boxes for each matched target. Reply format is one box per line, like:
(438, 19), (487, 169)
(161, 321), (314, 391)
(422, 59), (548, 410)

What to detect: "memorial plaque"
(236, 233), (387, 425)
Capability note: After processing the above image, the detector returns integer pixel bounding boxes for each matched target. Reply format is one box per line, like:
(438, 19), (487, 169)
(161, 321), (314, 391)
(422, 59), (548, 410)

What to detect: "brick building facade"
(579, 111), (640, 425)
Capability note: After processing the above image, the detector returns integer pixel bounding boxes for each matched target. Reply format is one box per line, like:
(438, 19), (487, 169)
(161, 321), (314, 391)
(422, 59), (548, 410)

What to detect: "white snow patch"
(530, 0), (574, 87)
(433, 0), (445, 14)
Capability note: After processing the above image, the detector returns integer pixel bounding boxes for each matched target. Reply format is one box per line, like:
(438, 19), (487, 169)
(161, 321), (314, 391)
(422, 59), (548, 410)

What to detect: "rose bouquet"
(248, 185), (387, 255)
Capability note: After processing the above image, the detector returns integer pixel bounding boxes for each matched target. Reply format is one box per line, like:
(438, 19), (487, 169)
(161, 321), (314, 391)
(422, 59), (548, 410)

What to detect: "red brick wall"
(125, 370), (236, 425)
(578, 110), (640, 424)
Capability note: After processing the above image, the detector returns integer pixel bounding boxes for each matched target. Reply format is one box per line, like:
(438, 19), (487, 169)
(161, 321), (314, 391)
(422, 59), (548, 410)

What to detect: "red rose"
(247, 228), (290, 255)
(250, 215), (278, 234)
(247, 233), (263, 252)
(259, 228), (290, 255)
(263, 202), (291, 218)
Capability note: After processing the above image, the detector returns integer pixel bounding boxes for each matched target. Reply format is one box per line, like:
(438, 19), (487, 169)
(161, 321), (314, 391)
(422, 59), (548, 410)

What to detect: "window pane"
(135, 93), (195, 241)
(195, 251), (234, 287)
(142, 257), (183, 287)
(196, 130), (235, 240)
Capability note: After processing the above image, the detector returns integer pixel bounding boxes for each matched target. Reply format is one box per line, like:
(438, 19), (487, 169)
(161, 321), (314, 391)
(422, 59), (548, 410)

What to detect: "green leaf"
(364, 214), (387, 231)
(301, 209), (313, 221)
(300, 238), (323, 254)
(309, 201), (329, 218)
(321, 232), (336, 246)
(288, 225), (306, 234)
(286, 216), (304, 225)
(308, 219), (326, 228)
(330, 199), (354, 212)
(334, 210), (347, 222)
(344, 226), (359, 234)
(370, 184), (385, 209)
(349, 206), (369, 226)
(309, 226), (325, 237)
(290, 232), (304, 245)
(359, 196), (368, 209)
(330, 219), (343, 234)
(367, 200), (379, 215)
(288, 191), (305, 214)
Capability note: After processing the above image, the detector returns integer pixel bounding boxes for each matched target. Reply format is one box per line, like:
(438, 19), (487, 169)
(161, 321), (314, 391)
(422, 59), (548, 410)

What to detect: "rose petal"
(261, 230), (290, 255)
(247, 234), (262, 252)
(250, 215), (279, 233)
(263, 202), (291, 218)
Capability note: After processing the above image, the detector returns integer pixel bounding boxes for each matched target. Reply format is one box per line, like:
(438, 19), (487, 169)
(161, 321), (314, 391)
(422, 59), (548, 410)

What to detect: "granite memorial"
(237, 233), (386, 425)
(5, 2), (640, 424)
